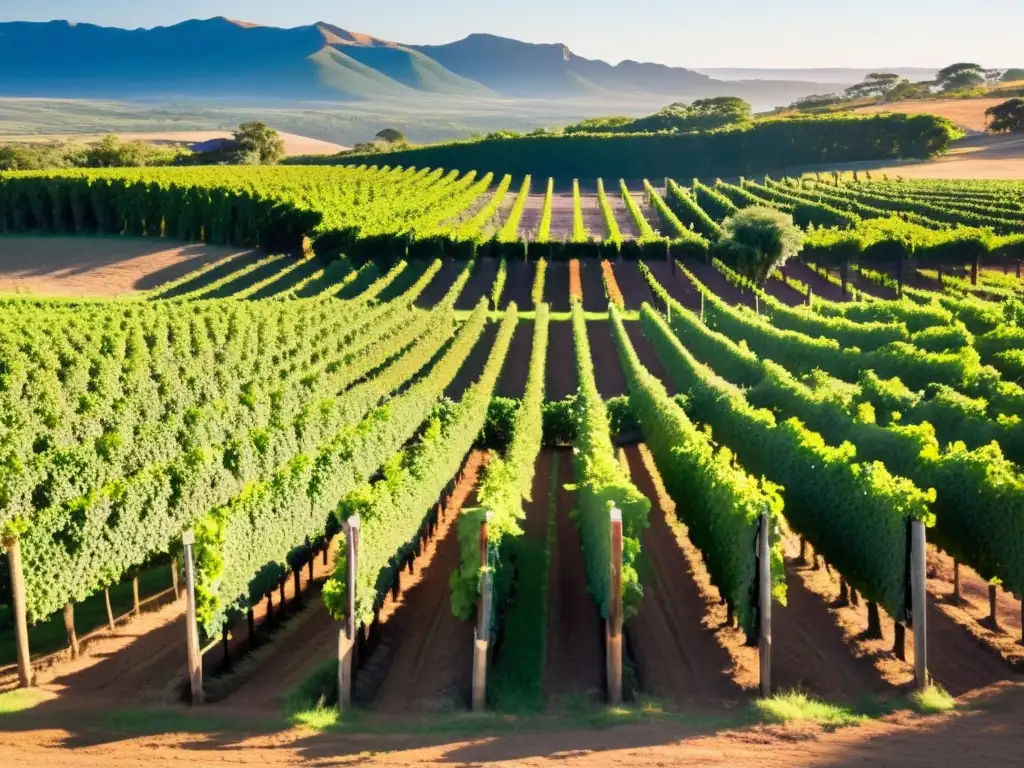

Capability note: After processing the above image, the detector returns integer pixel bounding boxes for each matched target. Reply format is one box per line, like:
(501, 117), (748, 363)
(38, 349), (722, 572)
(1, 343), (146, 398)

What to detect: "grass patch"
(97, 707), (250, 734)
(284, 658), (342, 731)
(753, 691), (876, 730)
(0, 688), (52, 715)
(909, 685), (956, 714)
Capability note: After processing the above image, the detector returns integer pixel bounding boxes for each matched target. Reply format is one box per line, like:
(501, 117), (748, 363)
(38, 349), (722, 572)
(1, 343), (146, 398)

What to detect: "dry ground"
(2, 131), (348, 156)
(0, 237), (251, 297)
(854, 98), (1012, 133)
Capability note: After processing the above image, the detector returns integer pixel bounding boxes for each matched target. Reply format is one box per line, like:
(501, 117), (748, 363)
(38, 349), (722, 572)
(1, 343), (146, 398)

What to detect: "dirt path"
(454, 258), (498, 311)
(444, 323), (498, 400)
(608, 194), (640, 238)
(28, 598), (187, 706)
(545, 449), (604, 703)
(786, 262), (851, 303)
(580, 259), (607, 312)
(369, 453), (484, 713)
(623, 446), (745, 706)
(764, 276), (808, 308)
(0, 236), (255, 298)
(624, 319), (676, 394)
(502, 260), (535, 310)
(518, 194), (546, 241)
(545, 320), (577, 400)
(586, 320), (627, 399)
(414, 260), (464, 309)
(613, 262), (652, 310)
(643, 260), (701, 311)
(580, 194), (608, 241)
(545, 262), (571, 312)
(547, 194), (576, 241)
(682, 262), (755, 309)
(496, 319), (534, 399)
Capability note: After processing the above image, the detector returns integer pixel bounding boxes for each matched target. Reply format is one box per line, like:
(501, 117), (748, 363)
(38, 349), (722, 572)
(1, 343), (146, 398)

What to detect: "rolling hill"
(0, 17), (839, 105)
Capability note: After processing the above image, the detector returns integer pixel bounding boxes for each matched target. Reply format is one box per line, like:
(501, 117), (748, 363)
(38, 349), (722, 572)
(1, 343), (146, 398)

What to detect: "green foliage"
(714, 207), (804, 286)
(596, 178), (623, 244)
(609, 305), (785, 632)
(986, 99), (1024, 133)
(497, 175), (531, 242)
(451, 305), (548, 620)
(232, 122), (285, 165)
(845, 73), (906, 99)
(569, 302), (650, 620)
(375, 128), (407, 144)
(563, 98), (751, 136)
(0, 136), (189, 171)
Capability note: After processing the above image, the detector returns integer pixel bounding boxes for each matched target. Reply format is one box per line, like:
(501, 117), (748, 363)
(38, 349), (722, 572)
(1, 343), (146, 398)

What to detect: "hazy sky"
(1, 0), (1020, 69)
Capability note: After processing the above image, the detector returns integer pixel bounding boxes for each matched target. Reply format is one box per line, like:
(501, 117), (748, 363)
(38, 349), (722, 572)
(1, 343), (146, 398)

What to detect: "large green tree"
(935, 63), (994, 92)
(232, 122), (285, 165)
(713, 207), (804, 286)
(845, 73), (906, 99)
(987, 99), (1024, 133)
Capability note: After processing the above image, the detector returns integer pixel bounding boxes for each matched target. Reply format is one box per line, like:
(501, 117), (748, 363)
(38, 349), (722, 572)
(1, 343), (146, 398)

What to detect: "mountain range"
(0, 17), (847, 106)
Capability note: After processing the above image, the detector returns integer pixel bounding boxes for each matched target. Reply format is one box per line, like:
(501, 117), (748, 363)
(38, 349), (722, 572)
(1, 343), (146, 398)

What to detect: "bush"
(714, 207), (804, 285)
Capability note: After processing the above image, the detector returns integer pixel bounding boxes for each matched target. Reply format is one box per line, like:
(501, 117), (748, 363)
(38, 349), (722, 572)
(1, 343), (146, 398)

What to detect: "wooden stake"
(279, 578), (286, 613)
(971, 258), (979, 286)
(132, 575), (140, 617)
(171, 557), (180, 599)
(953, 560), (961, 603)
(222, 626), (231, 671)
(4, 536), (31, 687)
(894, 622), (906, 661)
(989, 584), (999, 627)
(472, 511), (493, 712)
(911, 520), (928, 690)
(182, 531), (203, 704)
(323, 547), (329, 567)
(63, 604), (79, 659)
(105, 587), (115, 632)
(841, 261), (848, 296)
(838, 577), (849, 607)
(851, 588), (860, 607)
(798, 537), (808, 566)
(606, 507), (624, 706)
(338, 515), (360, 711)
(758, 511), (772, 697)
(866, 601), (883, 639)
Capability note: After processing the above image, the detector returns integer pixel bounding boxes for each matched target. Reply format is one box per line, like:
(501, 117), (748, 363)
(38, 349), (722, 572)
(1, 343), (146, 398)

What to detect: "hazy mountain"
(0, 17), (838, 106)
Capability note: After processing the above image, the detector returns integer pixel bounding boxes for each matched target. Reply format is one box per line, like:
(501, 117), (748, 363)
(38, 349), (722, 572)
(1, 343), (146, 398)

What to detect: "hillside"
(0, 18), (836, 105)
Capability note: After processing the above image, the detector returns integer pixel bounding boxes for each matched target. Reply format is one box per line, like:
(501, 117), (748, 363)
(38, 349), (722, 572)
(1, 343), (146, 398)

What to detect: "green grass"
(753, 691), (874, 730)
(0, 563), (172, 666)
(0, 688), (51, 715)
(909, 685), (956, 714)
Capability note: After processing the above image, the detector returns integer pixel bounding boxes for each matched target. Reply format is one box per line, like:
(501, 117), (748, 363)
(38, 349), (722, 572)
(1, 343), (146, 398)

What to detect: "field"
(0, 165), (1023, 766)
(854, 97), (1016, 134)
(1, 131), (349, 156)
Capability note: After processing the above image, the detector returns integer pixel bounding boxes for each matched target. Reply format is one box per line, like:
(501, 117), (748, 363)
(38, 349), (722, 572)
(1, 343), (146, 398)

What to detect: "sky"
(0, 0), (1020, 69)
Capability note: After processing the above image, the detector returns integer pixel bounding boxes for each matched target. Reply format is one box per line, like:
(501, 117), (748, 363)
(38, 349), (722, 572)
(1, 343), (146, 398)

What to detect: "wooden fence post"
(338, 515), (360, 711)
(607, 507), (624, 706)
(911, 520), (928, 690)
(182, 530), (203, 705)
(104, 588), (115, 632)
(132, 574), (140, 617)
(758, 510), (772, 697)
(4, 536), (32, 687)
(171, 557), (180, 599)
(63, 604), (79, 659)
(952, 560), (961, 603)
(472, 511), (493, 713)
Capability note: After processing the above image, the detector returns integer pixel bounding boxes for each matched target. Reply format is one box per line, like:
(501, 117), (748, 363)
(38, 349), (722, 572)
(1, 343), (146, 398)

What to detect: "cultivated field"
(0, 165), (1023, 767)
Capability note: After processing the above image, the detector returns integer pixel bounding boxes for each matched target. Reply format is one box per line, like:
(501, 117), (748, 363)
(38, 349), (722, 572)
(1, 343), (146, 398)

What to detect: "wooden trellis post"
(5, 534), (32, 688)
(758, 510), (772, 697)
(182, 530), (203, 704)
(911, 520), (928, 690)
(607, 507), (624, 706)
(472, 511), (493, 712)
(338, 515), (360, 711)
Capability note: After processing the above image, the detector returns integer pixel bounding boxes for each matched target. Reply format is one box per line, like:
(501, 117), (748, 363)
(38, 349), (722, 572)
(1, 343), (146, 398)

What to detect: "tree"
(986, 99), (1024, 133)
(713, 207), (804, 286)
(232, 122), (284, 165)
(691, 96), (752, 120)
(845, 73), (906, 100)
(886, 80), (933, 101)
(934, 63), (988, 92)
(375, 128), (407, 144)
(1002, 69), (1024, 82)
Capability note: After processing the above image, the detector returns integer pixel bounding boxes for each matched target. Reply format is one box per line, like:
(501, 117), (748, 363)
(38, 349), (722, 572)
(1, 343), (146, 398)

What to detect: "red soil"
(623, 445), (745, 706)
(586, 320), (627, 399)
(546, 194), (577, 242)
(682, 262), (755, 309)
(454, 258), (499, 311)
(444, 323), (498, 401)
(517, 194), (545, 240)
(643, 260), (701, 311)
(496, 319), (534, 399)
(764, 275), (808, 308)
(786, 261), (851, 303)
(580, 194), (608, 241)
(545, 261), (572, 312)
(608, 194), (640, 238)
(612, 262), (653, 311)
(369, 452), (485, 713)
(0, 236), (254, 298)
(545, 449), (604, 703)
(545, 320), (578, 400)
(624, 320), (677, 395)
(579, 259), (607, 312)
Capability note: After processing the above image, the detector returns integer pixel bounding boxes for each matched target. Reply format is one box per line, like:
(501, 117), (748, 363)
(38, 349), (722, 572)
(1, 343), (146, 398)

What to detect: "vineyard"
(0, 165), (1023, 736)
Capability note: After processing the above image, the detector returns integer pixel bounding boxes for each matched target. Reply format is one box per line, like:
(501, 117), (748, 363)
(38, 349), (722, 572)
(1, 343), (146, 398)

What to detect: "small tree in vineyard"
(987, 99), (1024, 133)
(232, 122), (285, 165)
(714, 207), (804, 286)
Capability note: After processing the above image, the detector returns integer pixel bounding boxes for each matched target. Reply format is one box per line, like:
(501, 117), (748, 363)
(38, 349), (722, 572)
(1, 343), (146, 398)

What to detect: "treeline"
(296, 114), (958, 183)
(0, 136), (189, 172)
